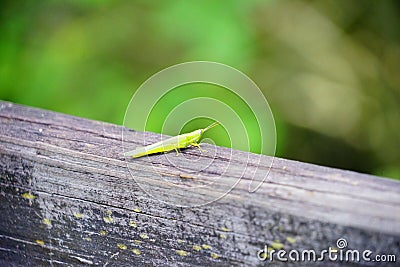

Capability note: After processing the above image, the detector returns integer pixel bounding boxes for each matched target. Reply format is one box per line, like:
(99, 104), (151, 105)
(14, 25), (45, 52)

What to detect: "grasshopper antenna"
(203, 121), (220, 132)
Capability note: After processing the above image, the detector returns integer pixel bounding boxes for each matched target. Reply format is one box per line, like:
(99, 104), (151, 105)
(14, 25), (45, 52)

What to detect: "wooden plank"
(0, 100), (399, 266)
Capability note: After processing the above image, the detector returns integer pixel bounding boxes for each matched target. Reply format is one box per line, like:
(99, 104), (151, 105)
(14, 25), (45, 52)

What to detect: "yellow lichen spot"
(133, 208), (141, 213)
(210, 253), (219, 259)
(99, 230), (107, 236)
(36, 239), (44, 246)
(139, 233), (148, 239)
(192, 245), (202, 251)
(177, 239), (186, 244)
(259, 252), (268, 259)
(132, 248), (141, 255)
(219, 234), (227, 239)
(271, 241), (284, 250)
(129, 221), (137, 227)
(202, 244), (212, 250)
(22, 192), (35, 200)
(176, 250), (188, 256)
(103, 216), (114, 223)
(106, 210), (112, 216)
(179, 174), (196, 179)
(133, 239), (142, 244)
(73, 212), (83, 219)
(286, 236), (296, 244)
(42, 218), (51, 226)
(117, 243), (127, 250)
(220, 227), (231, 232)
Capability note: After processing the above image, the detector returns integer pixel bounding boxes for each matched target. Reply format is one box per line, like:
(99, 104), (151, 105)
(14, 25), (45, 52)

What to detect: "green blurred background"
(1, 0), (399, 179)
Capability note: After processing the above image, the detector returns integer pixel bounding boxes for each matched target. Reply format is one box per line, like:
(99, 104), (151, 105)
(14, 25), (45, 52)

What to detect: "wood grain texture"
(0, 100), (399, 266)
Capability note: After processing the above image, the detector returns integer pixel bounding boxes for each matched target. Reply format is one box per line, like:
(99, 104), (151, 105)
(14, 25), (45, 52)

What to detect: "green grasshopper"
(124, 122), (220, 158)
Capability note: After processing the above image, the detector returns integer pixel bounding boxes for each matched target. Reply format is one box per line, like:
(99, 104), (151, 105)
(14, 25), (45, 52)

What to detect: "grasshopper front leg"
(191, 142), (205, 153)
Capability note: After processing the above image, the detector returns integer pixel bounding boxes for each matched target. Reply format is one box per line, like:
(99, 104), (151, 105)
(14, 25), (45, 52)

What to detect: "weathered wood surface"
(0, 100), (399, 266)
